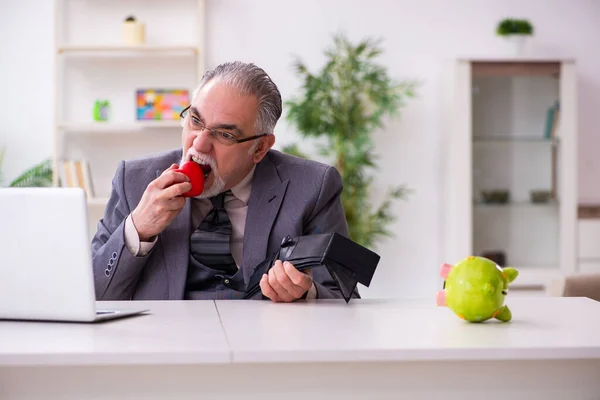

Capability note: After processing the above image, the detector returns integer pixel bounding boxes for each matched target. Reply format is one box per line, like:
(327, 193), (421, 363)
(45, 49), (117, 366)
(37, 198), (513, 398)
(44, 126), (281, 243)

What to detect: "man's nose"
(192, 129), (214, 153)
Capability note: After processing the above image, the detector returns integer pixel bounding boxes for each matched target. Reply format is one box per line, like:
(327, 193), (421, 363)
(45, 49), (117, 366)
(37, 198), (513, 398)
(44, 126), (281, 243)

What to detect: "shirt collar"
(228, 165), (255, 205)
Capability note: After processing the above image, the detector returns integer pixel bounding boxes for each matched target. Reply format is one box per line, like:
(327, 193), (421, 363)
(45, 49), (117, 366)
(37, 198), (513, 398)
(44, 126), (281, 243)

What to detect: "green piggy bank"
(436, 256), (518, 322)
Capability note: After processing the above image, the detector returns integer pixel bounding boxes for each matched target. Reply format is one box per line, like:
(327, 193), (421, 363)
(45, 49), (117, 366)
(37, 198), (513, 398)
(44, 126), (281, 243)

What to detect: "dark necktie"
(189, 191), (238, 276)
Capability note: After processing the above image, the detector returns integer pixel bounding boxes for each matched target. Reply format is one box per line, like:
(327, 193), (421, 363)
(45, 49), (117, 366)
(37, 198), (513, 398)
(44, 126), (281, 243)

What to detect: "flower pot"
(122, 21), (145, 45)
(504, 34), (528, 56)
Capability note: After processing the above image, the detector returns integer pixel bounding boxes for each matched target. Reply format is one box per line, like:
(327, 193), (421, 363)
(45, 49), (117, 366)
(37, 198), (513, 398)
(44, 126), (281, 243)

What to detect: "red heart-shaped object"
(174, 161), (204, 197)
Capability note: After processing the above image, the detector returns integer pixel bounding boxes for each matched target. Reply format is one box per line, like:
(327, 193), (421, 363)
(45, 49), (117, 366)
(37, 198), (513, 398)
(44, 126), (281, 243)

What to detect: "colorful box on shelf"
(136, 89), (189, 121)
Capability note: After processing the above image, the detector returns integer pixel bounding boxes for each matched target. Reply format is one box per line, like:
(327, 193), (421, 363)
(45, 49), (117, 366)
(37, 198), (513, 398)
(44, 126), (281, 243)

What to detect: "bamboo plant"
(284, 34), (417, 249)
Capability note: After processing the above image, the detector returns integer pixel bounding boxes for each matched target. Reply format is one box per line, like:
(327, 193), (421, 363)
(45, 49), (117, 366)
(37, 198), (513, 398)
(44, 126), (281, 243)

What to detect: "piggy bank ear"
(503, 267), (518, 283)
(440, 263), (453, 279)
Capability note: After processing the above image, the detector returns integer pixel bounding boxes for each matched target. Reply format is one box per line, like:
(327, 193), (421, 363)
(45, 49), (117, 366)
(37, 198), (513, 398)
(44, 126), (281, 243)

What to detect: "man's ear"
(252, 134), (275, 163)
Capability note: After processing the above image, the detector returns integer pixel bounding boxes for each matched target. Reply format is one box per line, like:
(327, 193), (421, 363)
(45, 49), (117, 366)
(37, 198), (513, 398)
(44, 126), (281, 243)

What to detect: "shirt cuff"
(305, 282), (317, 300)
(124, 214), (157, 257)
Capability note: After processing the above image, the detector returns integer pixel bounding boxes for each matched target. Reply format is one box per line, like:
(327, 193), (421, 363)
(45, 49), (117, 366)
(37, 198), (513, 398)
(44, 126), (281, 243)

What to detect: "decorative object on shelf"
(283, 33), (417, 249)
(543, 101), (560, 139)
(530, 190), (552, 204)
(480, 250), (506, 267)
(0, 148), (53, 187)
(136, 89), (189, 121)
(480, 189), (510, 204)
(544, 101), (561, 199)
(496, 18), (534, 56)
(122, 15), (145, 45)
(93, 100), (110, 121)
(436, 256), (519, 323)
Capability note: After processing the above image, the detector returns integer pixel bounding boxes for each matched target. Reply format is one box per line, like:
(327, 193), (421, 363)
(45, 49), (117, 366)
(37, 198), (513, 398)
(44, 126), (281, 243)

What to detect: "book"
(58, 159), (95, 199)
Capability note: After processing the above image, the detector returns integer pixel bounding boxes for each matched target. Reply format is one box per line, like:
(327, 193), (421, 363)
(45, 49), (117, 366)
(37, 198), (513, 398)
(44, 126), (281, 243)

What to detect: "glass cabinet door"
(471, 62), (561, 271)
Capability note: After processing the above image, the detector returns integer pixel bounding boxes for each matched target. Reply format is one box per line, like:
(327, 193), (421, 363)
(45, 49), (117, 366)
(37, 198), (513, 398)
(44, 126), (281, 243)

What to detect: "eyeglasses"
(179, 105), (270, 146)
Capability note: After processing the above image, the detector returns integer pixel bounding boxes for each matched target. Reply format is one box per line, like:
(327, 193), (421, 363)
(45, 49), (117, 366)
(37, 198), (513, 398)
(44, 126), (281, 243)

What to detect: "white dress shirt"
(124, 166), (316, 299)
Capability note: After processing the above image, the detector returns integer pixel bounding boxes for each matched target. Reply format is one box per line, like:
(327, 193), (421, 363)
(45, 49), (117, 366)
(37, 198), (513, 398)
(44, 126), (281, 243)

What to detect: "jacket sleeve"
(91, 160), (152, 300)
(304, 166), (360, 300)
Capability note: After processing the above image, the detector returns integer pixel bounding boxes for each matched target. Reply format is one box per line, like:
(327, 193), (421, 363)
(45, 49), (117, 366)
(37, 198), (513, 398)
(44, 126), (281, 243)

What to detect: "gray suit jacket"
(91, 148), (355, 301)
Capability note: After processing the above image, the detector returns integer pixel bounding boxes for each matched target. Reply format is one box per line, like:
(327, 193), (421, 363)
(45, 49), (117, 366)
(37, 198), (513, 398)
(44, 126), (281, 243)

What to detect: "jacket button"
(224, 279), (230, 285)
(112, 252), (118, 259)
(105, 269), (110, 277)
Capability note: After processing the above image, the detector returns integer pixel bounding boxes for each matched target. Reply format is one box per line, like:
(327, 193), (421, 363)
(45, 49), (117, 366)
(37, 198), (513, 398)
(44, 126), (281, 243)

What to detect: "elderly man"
(91, 61), (352, 302)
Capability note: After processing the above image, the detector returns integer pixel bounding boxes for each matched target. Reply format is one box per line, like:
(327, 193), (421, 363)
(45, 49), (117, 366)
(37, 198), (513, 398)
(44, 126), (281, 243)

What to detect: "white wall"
(0, 0), (54, 186)
(2, 0), (600, 299)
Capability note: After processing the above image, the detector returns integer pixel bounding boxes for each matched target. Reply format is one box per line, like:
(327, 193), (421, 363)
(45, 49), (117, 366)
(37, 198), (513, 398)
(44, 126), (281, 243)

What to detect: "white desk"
(1, 298), (600, 399)
(0, 301), (229, 366)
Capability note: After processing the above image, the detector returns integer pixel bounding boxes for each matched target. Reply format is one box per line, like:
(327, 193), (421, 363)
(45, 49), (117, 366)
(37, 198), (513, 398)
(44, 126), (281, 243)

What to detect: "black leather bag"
(244, 232), (380, 302)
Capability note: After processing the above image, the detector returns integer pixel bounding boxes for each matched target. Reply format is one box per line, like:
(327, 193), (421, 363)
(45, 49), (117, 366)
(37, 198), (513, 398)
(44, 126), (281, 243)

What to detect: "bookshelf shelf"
(474, 201), (559, 207)
(58, 45), (198, 55)
(473, 136), (559, 144)
(60, 121), (181, 133)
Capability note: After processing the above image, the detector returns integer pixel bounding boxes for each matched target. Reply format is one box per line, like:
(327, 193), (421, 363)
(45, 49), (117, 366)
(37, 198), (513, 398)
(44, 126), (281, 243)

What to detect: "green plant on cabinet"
(496, 18), (534, 36)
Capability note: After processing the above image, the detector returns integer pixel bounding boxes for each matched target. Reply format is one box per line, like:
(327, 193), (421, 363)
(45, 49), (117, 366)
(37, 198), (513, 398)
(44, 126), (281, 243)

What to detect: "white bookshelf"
(53, 0), (205, 237)
(443, 58), (578, 294)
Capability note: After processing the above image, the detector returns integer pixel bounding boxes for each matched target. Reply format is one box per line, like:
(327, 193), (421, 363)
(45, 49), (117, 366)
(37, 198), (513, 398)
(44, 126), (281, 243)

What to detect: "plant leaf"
(9, 158), (53, 187)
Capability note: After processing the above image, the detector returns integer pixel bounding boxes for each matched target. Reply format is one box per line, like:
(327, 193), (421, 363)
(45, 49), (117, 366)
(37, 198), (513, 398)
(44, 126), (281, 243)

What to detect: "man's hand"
(260, 260), (313, 302)
(131, 164), (192, 241)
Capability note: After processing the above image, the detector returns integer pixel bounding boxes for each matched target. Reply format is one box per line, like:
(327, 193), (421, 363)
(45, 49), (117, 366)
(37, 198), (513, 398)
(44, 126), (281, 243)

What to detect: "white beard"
(196, 174), (226, 199)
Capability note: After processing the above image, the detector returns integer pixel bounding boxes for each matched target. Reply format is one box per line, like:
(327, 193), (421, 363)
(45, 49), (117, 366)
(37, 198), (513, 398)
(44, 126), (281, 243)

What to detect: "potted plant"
(283, 34), (417, 249)
(496, 18), (534, 56)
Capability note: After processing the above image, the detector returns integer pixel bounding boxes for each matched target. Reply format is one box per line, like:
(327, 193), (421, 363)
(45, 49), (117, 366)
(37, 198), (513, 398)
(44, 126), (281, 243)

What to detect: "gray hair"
(192, 61), (282, 134)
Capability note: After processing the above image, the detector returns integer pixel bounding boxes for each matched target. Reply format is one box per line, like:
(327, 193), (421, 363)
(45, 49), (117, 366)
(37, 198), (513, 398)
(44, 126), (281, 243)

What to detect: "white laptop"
(0, 187), (148, 322)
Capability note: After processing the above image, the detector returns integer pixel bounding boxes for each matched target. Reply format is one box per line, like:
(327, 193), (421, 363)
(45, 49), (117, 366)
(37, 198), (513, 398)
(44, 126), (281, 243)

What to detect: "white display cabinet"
(443, 58), (578, 294)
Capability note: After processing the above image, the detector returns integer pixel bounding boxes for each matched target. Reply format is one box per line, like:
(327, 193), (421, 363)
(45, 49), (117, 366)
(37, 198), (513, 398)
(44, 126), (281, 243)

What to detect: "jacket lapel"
(242, 155), (289, 284)
(155, 167), (192, 300)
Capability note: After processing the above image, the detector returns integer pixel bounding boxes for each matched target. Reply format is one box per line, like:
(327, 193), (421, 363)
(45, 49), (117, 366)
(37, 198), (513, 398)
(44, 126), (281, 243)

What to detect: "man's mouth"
(190, 156), (212, 178)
